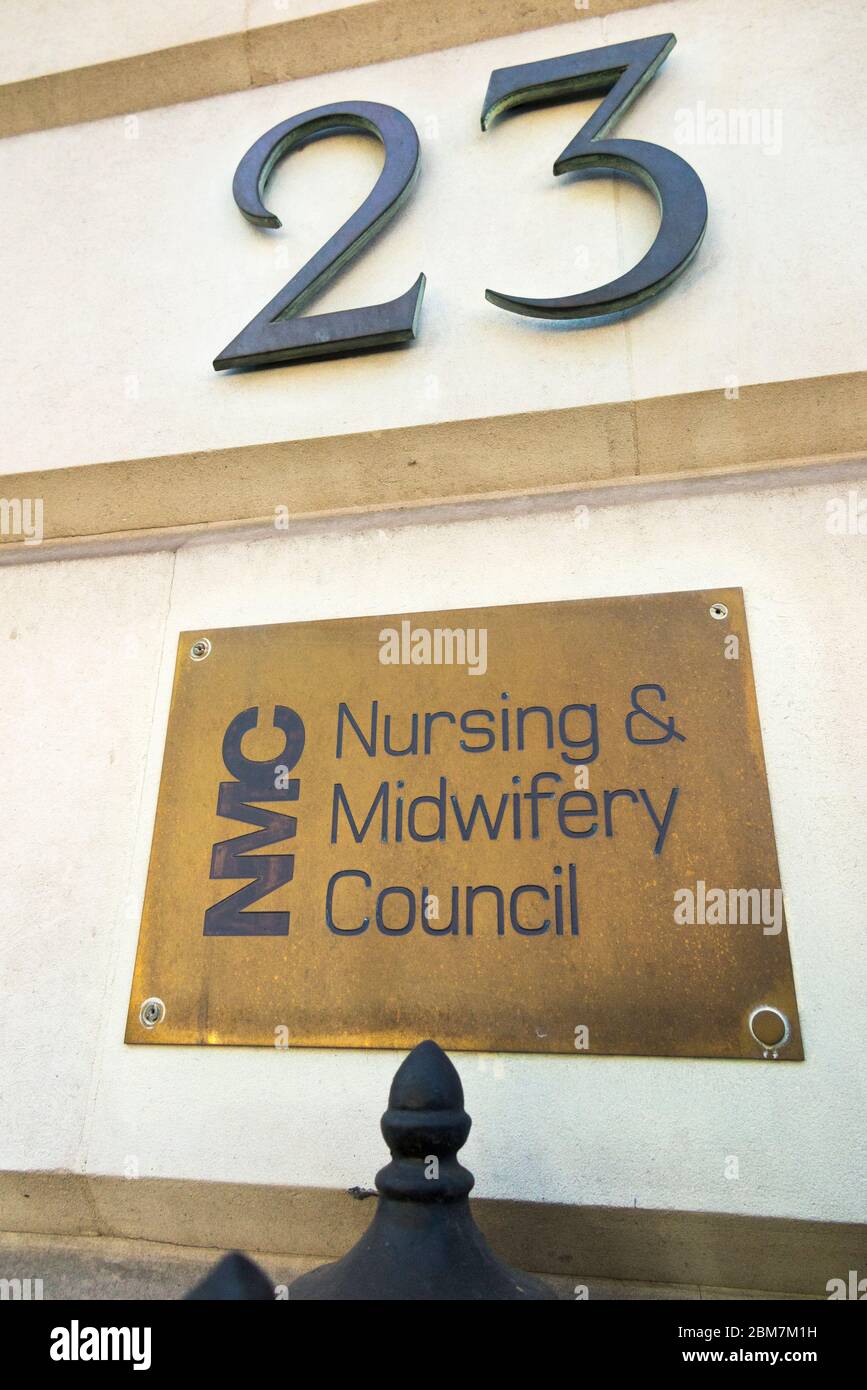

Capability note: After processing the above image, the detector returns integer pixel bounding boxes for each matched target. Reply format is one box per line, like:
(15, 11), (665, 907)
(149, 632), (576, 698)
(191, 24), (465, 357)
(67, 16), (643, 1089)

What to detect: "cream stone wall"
(1, 474), (865, 1223)
(0, 1), (372, 84)
(0, 0), (864, 476)
(0, 0), (864, 1242)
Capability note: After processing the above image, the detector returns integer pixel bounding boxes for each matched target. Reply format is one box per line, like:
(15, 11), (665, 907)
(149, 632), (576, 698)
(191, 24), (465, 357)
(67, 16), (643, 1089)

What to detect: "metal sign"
(126, 589), (802, 1059)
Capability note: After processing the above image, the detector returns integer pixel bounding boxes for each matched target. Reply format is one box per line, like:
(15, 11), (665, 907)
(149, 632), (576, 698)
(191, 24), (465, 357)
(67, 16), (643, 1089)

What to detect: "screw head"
(748, 1005), (790, 1053)
(139, 997), (165, 1029)
(190, 638), (211, 661)
(709, 603), (728, 620)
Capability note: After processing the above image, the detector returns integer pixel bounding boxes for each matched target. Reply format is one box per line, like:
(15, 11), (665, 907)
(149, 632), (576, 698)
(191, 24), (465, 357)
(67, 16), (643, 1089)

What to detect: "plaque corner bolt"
(139, 997), (165, 1029)
(748, 1004), (790, 1059)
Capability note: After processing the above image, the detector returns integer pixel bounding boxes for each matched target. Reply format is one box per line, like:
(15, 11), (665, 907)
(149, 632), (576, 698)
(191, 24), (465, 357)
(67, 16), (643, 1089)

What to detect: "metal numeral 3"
(481, 34), (708, 319)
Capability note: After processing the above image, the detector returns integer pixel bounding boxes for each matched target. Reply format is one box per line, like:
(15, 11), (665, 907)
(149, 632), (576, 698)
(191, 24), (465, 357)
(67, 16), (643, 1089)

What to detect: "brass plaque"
(126, 588), (802, 1059)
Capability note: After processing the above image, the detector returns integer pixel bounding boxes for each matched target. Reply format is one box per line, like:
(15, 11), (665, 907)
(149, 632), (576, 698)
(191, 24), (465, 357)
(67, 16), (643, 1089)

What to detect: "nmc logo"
(204, 705), (305, 936)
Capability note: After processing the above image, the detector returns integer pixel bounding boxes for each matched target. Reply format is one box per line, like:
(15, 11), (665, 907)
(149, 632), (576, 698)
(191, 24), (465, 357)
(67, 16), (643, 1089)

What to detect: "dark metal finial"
(376, 1039), (473, 1202)
(290, 1041), (557, 1299)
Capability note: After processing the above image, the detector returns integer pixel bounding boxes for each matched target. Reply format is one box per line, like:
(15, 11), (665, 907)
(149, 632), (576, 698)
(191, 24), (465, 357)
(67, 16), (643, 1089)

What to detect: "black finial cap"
(289, 1040), (559, 1299)
(389, 1038), (464, 1110)
(376, 1040), (473, 1201)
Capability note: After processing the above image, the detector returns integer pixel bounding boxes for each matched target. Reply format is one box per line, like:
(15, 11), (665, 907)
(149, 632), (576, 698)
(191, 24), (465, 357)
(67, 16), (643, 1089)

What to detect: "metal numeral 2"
(213, 102), (426, 371)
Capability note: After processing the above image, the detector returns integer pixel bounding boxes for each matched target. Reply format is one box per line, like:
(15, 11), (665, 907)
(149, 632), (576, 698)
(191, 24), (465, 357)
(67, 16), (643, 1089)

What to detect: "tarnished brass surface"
(125, 588), (802, 1058)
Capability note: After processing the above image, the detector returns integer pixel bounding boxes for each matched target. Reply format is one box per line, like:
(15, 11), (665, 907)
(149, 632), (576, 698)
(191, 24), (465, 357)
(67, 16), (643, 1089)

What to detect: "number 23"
(214, 34), (707, 372)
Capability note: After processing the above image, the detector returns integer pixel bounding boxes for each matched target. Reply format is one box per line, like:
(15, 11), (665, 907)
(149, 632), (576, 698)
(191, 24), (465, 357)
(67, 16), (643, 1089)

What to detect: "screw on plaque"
(749, 1005), (790, 1059)
(709, 603), (728, 620)
(139, 997), (165, 1028)
(190, 638), (211, 661)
